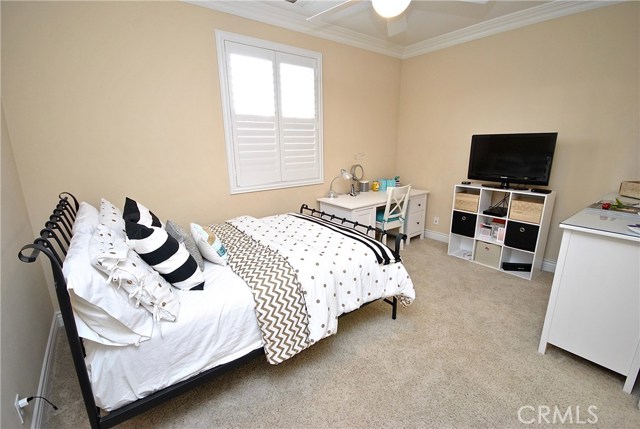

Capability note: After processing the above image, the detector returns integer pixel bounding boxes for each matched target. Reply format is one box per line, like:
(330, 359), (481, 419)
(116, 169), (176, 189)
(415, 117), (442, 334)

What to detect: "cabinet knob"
(520, 227), (525, 233)
(462, 216), (467, 221)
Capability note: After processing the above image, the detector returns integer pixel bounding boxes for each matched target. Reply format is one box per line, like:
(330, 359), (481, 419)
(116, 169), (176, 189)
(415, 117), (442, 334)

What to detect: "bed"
(19, 193), (415, 429)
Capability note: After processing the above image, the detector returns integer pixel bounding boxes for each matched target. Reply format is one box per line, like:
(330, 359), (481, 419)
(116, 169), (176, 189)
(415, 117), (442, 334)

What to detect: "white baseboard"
(33, 312), (63, 429)
(423, 229), (557, 273)
(423, 229), (449, 243)
(541, 259), (556, 273)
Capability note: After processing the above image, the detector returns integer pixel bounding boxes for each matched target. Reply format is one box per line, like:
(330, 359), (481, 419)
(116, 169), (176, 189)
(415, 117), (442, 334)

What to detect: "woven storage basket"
(509, 199), (543, 224)
(454, 192), (479, 212)
(620, 181), (640, 199)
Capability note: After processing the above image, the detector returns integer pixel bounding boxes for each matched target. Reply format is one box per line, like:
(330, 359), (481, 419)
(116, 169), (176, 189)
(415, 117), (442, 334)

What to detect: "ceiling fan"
(296, 0), (489, 37)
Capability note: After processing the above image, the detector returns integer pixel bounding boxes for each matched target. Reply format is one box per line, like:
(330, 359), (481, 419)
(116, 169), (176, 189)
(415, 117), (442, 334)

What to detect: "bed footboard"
(298, 204), (407, 254)
(299, 204), (405, 320)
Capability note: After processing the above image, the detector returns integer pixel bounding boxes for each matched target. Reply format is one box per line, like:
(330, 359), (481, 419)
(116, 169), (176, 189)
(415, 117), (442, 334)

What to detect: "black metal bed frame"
(18, 194), (406, 429)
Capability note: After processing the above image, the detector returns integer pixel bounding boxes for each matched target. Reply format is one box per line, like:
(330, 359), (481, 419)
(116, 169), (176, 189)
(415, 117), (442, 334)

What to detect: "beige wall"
(397, 1), (639, 261)
(1, 106), (54, 428)
(1, 2), (401, 423)
(2, 1), (401, 232)
(0, 1), (637, 424)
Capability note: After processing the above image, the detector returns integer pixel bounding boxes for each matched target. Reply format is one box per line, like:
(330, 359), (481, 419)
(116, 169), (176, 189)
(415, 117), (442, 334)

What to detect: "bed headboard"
(18, 192), (103, 428)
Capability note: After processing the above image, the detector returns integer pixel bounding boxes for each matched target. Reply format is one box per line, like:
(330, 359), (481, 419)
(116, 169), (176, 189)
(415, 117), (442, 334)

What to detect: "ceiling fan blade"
(387, 14), (408, 37)
(306, 0), (357, 21)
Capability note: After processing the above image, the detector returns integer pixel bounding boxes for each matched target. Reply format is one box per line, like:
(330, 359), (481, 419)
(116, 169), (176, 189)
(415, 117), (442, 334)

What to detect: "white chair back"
(379, 185), (412, 233)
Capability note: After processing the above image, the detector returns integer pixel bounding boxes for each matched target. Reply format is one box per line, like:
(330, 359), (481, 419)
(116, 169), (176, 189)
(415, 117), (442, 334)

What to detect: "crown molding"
(185, 0), (405, 57)
(402, 1), (620, 59)
(185, 1), (620, 60)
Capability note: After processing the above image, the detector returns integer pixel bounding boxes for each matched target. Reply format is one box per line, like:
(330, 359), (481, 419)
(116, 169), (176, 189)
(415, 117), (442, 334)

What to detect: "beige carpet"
(43, 239), (640, 428)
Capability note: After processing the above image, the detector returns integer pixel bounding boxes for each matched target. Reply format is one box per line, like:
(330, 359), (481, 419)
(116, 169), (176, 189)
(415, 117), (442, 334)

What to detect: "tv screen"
(467, 132), (557, 189)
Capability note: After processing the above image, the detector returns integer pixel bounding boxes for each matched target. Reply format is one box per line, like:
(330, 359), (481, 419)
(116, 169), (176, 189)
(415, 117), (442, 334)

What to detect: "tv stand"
(448, 183), (556, 280)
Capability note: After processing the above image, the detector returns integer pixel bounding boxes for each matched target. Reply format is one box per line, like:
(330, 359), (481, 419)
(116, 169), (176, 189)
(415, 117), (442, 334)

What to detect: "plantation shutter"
(218, 32), (323, 194)
(278, 53), (320, 182)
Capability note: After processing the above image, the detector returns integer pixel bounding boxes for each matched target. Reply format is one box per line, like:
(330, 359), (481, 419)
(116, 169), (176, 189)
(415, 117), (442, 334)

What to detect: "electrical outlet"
(15, 394), (24, 425)
(433, 216), (439, 225)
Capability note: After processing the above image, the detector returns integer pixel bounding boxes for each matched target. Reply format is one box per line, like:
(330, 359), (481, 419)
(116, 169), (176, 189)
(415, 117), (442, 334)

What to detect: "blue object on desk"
(377, 179), (397, 192)
(376, 210), (400, 222)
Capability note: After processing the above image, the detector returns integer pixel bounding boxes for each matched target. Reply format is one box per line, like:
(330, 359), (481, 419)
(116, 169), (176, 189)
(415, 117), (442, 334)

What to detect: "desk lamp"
(327, 169), (353, 198)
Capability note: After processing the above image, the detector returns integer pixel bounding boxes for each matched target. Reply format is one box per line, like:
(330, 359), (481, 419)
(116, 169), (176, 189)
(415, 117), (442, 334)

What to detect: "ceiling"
(187, 0), (615, 58)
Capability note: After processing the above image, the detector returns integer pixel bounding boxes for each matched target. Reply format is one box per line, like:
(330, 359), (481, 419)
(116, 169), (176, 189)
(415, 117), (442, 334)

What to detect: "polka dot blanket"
(226, 213), (416, 347)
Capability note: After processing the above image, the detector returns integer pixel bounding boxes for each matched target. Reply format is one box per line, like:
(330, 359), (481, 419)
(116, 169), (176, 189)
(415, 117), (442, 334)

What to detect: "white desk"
(317, 188), (429, 243)
(538, 194), (640, 393)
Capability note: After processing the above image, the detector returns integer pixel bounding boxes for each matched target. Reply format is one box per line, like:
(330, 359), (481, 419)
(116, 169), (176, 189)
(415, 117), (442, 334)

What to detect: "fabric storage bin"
(509, 198), (543, 224)
(454, 192), (479, 212)
(451, 211), (477, 238)
(504, 221), (539, 252)
(474, 242), (501, 268)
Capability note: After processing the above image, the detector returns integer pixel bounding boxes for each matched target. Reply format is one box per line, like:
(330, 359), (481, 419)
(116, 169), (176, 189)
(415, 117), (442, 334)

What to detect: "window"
(216, 31), (323, 194)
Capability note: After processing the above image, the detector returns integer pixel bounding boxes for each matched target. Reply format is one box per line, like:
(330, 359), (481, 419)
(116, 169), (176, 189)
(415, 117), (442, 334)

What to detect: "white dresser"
(538, 194), (640, 393)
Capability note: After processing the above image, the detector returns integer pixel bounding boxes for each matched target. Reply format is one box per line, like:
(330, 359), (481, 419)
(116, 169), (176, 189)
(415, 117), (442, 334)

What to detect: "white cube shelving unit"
(447, 183), (556, 280)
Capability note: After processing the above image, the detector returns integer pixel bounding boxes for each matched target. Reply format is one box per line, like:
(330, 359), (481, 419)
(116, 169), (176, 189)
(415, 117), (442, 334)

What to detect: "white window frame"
(216, 30), (324, 194)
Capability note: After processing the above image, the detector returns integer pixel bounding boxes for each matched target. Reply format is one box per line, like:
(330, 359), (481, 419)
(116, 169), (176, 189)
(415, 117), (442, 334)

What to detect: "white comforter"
(84, 262), (263, 411)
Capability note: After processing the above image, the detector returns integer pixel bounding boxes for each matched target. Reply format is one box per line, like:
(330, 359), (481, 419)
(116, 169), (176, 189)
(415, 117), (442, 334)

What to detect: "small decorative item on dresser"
(371, 181), (380, 192)
(619, 181), (640, 200)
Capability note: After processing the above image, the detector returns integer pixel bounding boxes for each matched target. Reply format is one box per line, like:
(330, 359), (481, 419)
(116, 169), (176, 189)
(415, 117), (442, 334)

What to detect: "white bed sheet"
(83, 260), (263, 411)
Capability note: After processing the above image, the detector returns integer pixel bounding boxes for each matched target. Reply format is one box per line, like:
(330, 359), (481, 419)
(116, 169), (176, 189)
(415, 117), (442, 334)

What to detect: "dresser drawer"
(406, 214), (424, 236)
(409, 194), (427, 215)
(406, 194), (427, 237)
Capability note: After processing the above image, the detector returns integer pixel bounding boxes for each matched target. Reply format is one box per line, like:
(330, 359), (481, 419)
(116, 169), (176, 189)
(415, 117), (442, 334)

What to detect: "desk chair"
(376, 185), (412, 249)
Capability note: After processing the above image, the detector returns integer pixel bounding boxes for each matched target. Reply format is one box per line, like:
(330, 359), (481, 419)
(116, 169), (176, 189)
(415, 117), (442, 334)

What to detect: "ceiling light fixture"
(371, 0), (411, 19)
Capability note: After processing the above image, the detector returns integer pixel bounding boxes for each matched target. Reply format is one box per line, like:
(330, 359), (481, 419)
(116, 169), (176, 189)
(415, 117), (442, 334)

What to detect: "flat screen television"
(467, 132), (557, 189)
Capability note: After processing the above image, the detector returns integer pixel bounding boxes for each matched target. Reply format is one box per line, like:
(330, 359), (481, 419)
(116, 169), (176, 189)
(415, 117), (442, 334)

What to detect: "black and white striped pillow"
(125, 221), (204, 291)
(123, 197), (163, 227)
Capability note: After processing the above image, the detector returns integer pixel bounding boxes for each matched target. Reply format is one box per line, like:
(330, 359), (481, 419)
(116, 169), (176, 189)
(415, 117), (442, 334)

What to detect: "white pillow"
(125, 222), (205, 291)
(99, 198), (127, 240)
(72, 202), (99, 235)
(89, 225), (180, 322)
(63, 230), (153, 346)
(190, 223), (229, 266)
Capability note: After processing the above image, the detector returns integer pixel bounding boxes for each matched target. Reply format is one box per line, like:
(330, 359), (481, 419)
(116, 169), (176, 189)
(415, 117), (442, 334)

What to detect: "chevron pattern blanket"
(208, 223), (311, 364)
